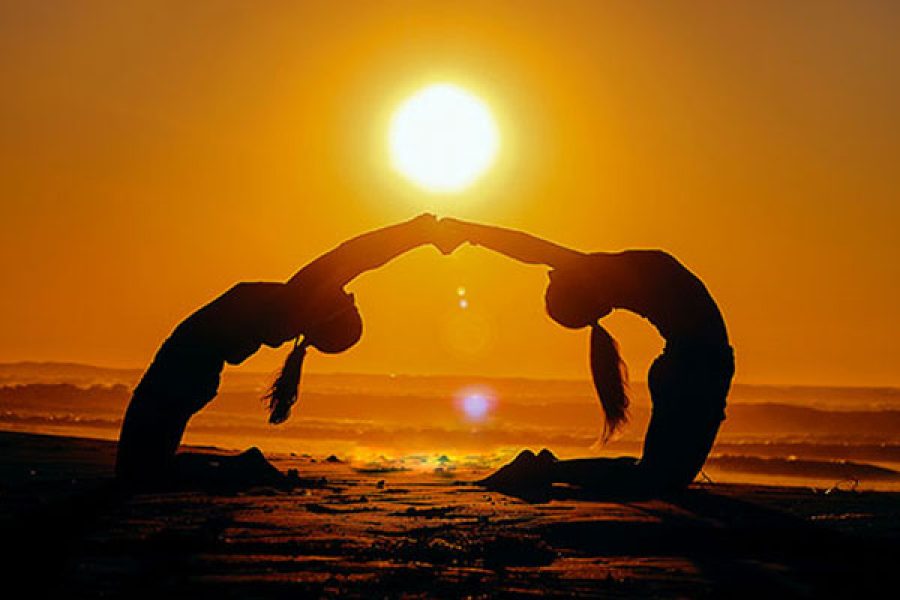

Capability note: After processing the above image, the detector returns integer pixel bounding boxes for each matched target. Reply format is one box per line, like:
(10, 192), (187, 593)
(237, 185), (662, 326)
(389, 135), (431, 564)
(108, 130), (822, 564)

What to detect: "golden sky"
(1, 1), (897, 386)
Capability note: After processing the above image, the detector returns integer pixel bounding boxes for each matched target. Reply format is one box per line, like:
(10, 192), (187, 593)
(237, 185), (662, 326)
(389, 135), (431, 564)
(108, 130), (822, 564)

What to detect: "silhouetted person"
(116, 214), (457, 489)
(443, 218), (734, 497)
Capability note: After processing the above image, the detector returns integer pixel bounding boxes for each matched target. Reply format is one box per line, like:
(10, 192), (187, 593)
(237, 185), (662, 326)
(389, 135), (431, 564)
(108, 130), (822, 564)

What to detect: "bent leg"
(116, 394), (191, 489)
(479, 450), (646, 497)
(638, 347), (733, 492)
(639, 405), (722, 491)
(551, 456), (644, 493)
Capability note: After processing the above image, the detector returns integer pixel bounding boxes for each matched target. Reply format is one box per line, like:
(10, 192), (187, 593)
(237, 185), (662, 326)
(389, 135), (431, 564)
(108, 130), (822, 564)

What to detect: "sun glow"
(454, 386), (496, 423)
(389, 84), (500, 193)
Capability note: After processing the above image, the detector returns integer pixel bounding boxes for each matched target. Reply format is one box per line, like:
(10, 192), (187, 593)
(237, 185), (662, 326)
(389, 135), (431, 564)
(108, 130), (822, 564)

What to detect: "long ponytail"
(590, 323), (629, 442)
(264, 337), (309, 425)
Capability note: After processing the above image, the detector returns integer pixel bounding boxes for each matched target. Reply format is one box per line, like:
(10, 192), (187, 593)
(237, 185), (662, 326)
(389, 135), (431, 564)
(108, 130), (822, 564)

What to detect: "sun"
(389, 83), (500, 193)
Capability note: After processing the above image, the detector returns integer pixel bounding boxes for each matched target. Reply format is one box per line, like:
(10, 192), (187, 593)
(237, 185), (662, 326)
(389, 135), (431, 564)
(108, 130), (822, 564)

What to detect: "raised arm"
(286, 214), (444, 290)
(442, 218), (586, 269)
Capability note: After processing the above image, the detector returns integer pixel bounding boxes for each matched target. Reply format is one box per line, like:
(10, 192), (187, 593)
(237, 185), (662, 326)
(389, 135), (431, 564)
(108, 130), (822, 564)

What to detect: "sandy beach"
(2, 430), (898, 598)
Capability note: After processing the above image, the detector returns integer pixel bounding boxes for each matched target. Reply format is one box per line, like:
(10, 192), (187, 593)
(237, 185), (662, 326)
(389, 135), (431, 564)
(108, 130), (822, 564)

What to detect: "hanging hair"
(264, 337), (309, 425)
(590, 323), (630, 442)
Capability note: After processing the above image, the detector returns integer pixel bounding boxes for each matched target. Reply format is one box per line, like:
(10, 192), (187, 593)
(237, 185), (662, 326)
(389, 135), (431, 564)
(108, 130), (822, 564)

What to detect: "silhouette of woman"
(116, 214), (455, 488)
(443, 218), (735, 496)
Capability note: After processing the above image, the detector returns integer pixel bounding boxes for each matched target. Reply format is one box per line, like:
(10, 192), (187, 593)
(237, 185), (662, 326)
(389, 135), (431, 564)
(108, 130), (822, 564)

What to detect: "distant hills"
(0, 361), (897, 409)
(0, 361), (142, 387)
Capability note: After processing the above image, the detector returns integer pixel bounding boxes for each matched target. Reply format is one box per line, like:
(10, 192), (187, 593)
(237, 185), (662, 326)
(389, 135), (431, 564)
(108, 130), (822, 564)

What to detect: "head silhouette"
(261, 287), (362, 351)
(302, 290), (363, 354)
(264, 287), (363, 424)
(545, 268), (611, 329)
(544, 268), (628, 440)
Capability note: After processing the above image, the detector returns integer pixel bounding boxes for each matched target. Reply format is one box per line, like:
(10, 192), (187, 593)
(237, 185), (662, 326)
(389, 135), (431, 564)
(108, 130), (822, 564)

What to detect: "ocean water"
(0, 366), (898, 491)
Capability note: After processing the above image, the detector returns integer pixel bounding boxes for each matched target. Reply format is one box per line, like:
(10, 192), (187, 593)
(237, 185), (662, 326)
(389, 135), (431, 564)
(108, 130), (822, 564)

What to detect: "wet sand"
(2, 431), (898, 598)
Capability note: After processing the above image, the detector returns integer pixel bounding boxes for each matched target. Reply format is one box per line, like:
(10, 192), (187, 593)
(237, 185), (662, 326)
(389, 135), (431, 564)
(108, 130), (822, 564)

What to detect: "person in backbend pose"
(116, 214), (458, 489)
(442, 218), (734, 497)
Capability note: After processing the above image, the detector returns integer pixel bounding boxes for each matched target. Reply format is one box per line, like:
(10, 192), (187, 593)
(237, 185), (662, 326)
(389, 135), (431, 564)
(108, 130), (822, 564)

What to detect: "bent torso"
(115, 282), (281, 482)
(589, 250), (729, 347)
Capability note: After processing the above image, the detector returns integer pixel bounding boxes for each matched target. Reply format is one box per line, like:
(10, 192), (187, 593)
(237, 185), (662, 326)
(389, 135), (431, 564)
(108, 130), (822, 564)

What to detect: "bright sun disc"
(389, 84), (499, 193)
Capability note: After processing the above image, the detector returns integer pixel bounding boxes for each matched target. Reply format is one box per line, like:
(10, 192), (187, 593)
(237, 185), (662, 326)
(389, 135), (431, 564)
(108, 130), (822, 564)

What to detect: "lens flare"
(464, 394), (488, 419)
(455, 386), (496, 423)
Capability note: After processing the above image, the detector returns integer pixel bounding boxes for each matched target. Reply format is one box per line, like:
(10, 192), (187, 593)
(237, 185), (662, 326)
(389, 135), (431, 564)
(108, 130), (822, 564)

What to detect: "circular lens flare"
(389, 84), (499, 193)
(464, 394), (489, 419)
(455, 386), (496, 423)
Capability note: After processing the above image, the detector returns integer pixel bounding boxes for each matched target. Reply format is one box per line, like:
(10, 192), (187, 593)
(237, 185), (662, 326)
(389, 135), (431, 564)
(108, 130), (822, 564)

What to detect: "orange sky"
(1, 1), (897, 386)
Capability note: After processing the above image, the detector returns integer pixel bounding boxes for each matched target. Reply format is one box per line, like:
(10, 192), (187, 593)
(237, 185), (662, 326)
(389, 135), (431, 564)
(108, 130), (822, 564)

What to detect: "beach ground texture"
(1, 431), (898, 598)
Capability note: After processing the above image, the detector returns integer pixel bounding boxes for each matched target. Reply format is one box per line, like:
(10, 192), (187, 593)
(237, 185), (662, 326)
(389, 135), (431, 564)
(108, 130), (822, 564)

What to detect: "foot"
(536, 448), (559, 462)
(477, 449), (557, 490)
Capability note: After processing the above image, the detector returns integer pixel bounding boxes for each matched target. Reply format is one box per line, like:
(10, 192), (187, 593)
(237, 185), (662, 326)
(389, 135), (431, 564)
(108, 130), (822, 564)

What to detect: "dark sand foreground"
(1, 431), (898, 598)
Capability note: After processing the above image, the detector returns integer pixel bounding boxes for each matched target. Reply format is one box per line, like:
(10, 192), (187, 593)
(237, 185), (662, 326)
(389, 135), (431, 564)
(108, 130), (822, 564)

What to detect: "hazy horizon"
(2, 359), (899, 391)
(3, 360), (899, 491)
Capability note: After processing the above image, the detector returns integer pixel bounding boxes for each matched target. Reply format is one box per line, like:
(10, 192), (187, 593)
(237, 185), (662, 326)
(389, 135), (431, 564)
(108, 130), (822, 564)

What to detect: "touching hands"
(433, 217), (470, 255)
(410, 213), (469, 255)
(437, 217), (476, 253)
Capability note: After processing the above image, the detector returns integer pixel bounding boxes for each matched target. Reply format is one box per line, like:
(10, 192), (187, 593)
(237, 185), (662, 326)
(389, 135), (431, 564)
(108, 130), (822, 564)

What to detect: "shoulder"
(585, 249), (678, 266)
(620, 249), (684, 269)
(182, 282), (284, 327)
(217, 281), (285, 304)
(621, 248), (676, 260)
(585, 250), (687, 279)
(224, 280), (283, 294)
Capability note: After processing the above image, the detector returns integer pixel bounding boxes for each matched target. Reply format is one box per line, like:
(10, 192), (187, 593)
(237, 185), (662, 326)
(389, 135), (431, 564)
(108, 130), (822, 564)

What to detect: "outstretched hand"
(437, 217), (477, 251)
(433, 217), (468, 255)
(408, 214), (471, 255)
(407, 213), (463, 255)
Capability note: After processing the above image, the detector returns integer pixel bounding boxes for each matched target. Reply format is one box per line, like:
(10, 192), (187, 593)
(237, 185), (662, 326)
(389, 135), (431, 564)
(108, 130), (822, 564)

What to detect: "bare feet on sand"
(477, 449), (558, 491)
